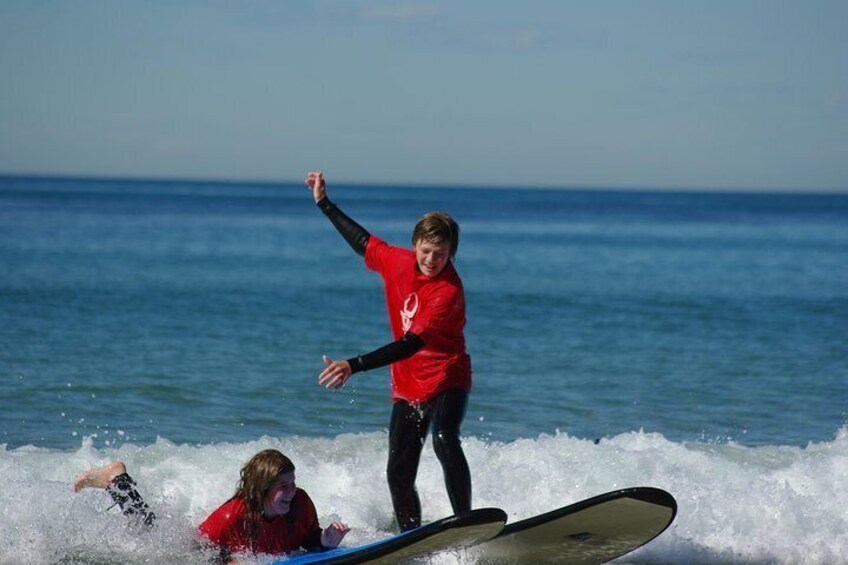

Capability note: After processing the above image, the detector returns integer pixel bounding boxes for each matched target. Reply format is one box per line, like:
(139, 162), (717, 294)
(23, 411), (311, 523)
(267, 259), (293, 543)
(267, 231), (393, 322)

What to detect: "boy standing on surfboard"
(306, 171), (472, 532)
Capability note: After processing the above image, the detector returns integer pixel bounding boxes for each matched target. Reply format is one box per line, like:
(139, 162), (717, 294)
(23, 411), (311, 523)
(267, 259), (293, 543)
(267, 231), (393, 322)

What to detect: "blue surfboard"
(274, 507), (507, 565)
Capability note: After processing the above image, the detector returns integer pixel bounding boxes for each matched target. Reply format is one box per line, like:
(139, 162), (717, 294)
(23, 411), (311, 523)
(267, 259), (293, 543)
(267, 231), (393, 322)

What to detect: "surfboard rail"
(277, 506), (507, 565)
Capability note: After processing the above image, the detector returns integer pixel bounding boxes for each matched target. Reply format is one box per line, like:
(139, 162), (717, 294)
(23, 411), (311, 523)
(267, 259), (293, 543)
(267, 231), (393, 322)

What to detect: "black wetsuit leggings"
(107, 473), (156, 527)
(387, 388), (472, 531)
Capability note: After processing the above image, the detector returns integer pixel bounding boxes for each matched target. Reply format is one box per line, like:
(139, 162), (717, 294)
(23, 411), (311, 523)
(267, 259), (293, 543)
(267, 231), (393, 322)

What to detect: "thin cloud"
(361, 2), (440, 23)
(514, 29), (540, 48)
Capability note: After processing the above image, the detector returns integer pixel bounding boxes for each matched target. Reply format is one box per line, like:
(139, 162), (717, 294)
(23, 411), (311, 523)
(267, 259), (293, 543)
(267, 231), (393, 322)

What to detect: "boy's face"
(414, 239), (451, 278)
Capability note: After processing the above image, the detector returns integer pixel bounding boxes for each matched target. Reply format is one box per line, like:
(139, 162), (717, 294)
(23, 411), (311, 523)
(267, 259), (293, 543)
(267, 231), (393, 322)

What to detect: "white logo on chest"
(400, 292), (419, 332)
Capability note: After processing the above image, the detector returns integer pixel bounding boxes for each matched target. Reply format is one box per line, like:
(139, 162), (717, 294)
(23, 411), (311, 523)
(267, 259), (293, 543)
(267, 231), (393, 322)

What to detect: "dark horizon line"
(1, 170), (846, 198)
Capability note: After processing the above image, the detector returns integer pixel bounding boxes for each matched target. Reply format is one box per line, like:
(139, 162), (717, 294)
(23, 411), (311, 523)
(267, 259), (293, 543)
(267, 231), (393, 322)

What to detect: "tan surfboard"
(472, 487), (677, 564)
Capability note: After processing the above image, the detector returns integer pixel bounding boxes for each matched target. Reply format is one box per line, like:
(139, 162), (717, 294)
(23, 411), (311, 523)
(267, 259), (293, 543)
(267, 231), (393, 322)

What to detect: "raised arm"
(306, 171), (370, 257)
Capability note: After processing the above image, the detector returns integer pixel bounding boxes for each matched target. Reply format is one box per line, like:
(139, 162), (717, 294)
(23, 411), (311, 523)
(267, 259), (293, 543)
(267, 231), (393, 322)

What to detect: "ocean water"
(1, 175), (847, 564)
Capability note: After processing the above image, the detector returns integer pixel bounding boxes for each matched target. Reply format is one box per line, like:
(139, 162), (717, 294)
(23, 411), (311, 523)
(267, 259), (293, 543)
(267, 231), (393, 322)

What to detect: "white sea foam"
(1, 427), (846, 564)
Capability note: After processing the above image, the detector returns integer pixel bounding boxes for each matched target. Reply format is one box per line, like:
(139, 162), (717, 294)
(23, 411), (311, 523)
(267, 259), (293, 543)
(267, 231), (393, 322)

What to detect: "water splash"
(2, 427), (846, 564)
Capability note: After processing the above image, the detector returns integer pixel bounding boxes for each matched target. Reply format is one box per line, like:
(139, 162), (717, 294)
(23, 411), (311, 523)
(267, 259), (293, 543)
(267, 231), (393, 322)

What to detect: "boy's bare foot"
(73, 461), (127, 493)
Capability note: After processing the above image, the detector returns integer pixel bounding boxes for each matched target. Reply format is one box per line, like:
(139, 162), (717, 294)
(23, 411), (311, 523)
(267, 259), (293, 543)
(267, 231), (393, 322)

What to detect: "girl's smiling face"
(415, 239), (451, 278)
(263, 471), (296, 518)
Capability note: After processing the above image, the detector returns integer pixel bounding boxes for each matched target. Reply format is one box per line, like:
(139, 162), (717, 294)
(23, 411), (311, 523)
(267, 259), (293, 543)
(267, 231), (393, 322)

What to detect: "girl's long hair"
(234, 449), (296, 545)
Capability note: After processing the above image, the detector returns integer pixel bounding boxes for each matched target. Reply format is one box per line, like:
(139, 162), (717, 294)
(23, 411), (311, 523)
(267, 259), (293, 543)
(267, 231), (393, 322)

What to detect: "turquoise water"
(2, 176), (847, 563)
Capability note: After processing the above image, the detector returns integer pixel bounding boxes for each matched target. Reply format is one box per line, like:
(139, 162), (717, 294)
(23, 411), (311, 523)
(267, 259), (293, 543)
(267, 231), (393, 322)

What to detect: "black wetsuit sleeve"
(347, 332), (425, 374)
(316, 197), (370, 257)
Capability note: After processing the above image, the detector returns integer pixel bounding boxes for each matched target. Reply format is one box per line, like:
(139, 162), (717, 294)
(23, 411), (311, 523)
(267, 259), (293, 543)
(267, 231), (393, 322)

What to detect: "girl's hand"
(321, 521), (350, 548)
(305, 171), (326, 203)
(318, 355), (352, 390)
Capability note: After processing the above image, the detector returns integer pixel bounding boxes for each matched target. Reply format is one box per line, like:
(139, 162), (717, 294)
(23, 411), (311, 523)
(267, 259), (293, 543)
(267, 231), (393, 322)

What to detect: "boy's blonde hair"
(412, 211), (460, 258)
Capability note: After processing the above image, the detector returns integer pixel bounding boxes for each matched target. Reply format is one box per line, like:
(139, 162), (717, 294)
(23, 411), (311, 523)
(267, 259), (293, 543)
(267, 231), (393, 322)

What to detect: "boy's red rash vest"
(365, 235), (472, 403)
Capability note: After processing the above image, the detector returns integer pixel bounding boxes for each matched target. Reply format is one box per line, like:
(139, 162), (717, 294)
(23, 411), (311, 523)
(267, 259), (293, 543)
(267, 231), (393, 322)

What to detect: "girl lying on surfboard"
(73, 449), (349, 561)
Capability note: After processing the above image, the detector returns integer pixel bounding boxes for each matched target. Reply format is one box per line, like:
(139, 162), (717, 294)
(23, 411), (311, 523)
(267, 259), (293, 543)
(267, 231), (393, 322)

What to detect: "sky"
(1, 1), (846, 192)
